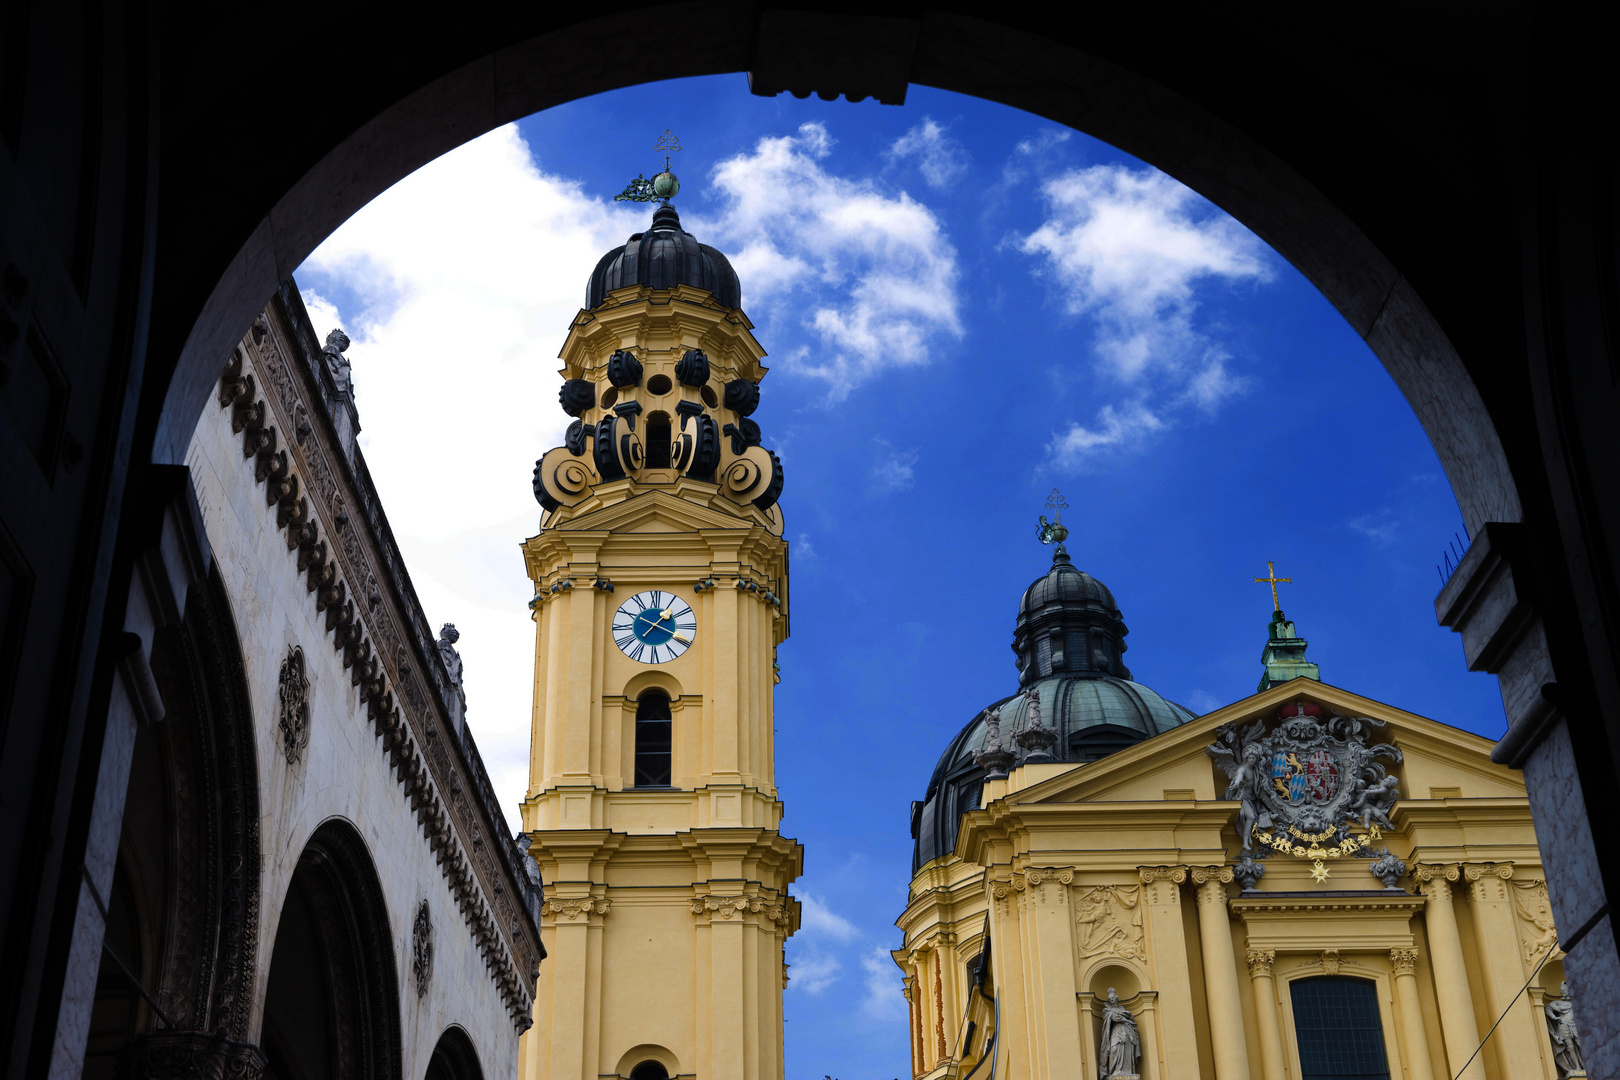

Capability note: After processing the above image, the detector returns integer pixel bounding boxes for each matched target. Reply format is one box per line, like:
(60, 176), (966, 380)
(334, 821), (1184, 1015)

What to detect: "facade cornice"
(220, 294), (543, 1031)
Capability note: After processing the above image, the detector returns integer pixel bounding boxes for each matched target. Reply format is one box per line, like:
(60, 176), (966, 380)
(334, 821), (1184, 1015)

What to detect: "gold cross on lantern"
(1255, 561), (1292, 612)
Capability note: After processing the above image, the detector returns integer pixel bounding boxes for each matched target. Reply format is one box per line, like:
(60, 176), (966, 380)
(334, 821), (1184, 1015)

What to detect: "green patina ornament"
(616, 130), (683, 205)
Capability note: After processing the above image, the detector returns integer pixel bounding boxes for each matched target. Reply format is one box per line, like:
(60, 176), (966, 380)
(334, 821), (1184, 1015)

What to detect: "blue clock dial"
(612, 590), (696, 664)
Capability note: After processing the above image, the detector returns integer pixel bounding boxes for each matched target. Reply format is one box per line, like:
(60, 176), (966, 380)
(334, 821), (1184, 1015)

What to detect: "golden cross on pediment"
(1255, 560), (1292, 612)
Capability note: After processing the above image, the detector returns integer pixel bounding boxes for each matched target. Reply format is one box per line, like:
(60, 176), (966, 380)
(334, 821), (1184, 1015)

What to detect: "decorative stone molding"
(1320, 949), (1342, 975)
(277, 645), (309, 764)
(218, 307), (542, 1032)
(1138, 866), (1188, 906)
(116, 1029), (267, 1079)
(412, 899), (433, 999)
(688, 894), (788, 924)
(1246, 948), (1276, 978)
(1411, 863), (1460, 905)
(543, 896), (610, 921)
(1191, 865), (1234, 908)
(1464, 861), (1515, 902)
(1389, 948), (1420, 976)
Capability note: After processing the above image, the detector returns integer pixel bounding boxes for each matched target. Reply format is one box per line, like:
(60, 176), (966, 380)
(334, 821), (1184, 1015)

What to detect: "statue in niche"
(1097, 988), (1141, 1079)
(322, 328), (353, 397)
(1545, 980), (1585, 1077)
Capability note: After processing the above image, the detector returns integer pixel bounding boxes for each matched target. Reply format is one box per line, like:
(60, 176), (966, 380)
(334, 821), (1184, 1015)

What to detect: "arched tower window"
(1290, 976), (1391, 1080)
(644, 412), (672, 469)
(634, 690), (672, 787)
(629, 1063), (669, 1080)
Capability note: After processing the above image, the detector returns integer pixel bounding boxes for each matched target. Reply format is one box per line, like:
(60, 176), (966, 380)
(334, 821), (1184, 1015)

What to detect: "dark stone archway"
(261, 820), (402, 1080)
(2, 4), (1617, 1076)
(424, 1026), (484, 1080)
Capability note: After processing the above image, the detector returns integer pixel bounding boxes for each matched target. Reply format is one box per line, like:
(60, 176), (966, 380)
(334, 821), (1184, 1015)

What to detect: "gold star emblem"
(1309, 860), (1330, 883)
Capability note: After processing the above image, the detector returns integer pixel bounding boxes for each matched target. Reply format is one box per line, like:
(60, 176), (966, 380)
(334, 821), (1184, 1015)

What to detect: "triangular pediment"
(1000, 677), (1520, 808)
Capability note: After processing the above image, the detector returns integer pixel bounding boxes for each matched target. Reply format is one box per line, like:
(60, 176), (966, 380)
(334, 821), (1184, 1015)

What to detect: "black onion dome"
(586, 205), (741, 309)
(909, 554), (1198, 872)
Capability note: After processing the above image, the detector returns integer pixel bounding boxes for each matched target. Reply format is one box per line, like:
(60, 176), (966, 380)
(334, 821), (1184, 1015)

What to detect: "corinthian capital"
(1389, 948), (1420, 976)
(1246, 949), (1276, 978)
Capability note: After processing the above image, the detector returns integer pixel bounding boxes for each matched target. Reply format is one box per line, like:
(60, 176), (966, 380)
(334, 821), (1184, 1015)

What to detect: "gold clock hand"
(672, 631), (691, 643)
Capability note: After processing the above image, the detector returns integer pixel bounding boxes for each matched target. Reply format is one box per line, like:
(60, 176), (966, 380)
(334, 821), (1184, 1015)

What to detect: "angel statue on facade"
(1546, 980), (1585, 1077)
(1351, 771), (1400, 831)
(1208, 720), (1267, 851)
(1097, 988), (1140, 1079)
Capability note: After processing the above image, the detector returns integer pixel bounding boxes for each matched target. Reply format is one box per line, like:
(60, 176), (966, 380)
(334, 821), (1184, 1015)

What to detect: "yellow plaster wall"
(898, 682), (1568, 1080)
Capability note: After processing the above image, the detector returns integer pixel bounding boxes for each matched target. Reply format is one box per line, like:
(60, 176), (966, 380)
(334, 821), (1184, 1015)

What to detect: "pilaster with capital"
(1138, 867), (1199, 1078)
(1190, 866), (1251, 1080)
(1462, 863), (1546, 1077)
(1412, 864), (1484, 1080)
(1388, 949), (1435, 1080)
(1246, 948), (1287, 1080)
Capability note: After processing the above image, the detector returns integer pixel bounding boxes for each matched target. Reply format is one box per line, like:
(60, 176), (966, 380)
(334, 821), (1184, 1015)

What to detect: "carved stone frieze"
(220, 315), (540, 1031)
(1073, 885), (1145, 961)
(116, 1029), (267, 1080)
(688, 894), (788, 924)
(1321, 949), (1342, 975)
(1510, 878), (1561, 965)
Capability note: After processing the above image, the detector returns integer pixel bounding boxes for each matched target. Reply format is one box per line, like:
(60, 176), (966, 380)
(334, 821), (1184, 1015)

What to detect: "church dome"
(586, 205), (741, 310)
(910, 553), (1197, 872)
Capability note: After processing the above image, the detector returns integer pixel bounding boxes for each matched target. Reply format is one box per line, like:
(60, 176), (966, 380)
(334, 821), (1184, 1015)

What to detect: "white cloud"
(700, 122), (962, 398)
(798, 893), (861, 942)
(1020, 163), (1270, 467)
(859, 947), (908, 1021)
(870, 439), (919, 493)
(887, 118), (967, 190)
(295, 124), (647, 828)
(796, 533), (818, 560)
(1350, 509), (1399, 545)
(789, 951), (843, 995)
(1047, 402), (1165, 470)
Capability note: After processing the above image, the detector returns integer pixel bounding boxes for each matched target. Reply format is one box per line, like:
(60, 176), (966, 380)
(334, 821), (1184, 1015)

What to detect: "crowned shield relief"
(1209, 703), (1403, 860)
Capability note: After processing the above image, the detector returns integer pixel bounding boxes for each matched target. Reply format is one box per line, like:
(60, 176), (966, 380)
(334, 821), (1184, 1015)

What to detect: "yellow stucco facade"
(897, 678), (1577, 1080)
(517, 276), (801, 1080)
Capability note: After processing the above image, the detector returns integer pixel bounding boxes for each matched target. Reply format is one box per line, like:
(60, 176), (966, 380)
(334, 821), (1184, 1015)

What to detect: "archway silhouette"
(4, 8), (1618, 1076)
(260, 820), (402, 1080)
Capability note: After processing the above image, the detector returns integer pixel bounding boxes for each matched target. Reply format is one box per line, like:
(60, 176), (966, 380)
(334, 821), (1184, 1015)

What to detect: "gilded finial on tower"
(615, 130), (683, 205)
(1037, 489), (1070, 560)
(1254, 560), (1291, 612)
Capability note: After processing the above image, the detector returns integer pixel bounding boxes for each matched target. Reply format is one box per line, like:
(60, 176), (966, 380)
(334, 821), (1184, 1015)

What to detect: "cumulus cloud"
(790, 951), (843, 995)
(295, 124), (645, 826)
(1047, 402), (1165, 469)
(798, 893), (861, 942)
(702, 122), (962, 397)
(870, 439), (919, 493)
(860, 947), (908, 1021)
(887, 118), (968, 190)
(1020, 163), (1270, 467)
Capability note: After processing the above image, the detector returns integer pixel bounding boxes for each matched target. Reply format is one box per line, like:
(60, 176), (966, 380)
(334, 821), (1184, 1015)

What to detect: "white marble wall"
(187, 384), (519, 1080)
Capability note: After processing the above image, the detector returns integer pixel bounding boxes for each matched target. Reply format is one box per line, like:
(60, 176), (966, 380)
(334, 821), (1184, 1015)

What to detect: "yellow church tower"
(517, 160), (801, 1080)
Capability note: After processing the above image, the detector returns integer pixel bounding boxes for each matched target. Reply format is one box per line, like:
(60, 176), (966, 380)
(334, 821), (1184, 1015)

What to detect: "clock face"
(612, 590), (697, 664)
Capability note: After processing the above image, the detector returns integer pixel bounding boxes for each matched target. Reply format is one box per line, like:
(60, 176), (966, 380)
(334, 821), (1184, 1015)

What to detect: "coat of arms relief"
(1208, 702), (1403, 883)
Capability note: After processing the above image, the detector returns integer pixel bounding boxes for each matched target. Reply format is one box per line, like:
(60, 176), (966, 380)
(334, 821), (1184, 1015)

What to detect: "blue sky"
(295, 75), (1504, 1079)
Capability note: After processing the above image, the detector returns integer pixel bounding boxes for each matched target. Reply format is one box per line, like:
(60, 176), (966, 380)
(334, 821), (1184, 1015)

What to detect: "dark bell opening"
(646, 374), (673, 395)
(629, 1063), (669, 1080)
(700, 385), (718, 408)
(646, 412), (672, 469)
(601, 386), (619, 409)
(634, 690), (672, 786)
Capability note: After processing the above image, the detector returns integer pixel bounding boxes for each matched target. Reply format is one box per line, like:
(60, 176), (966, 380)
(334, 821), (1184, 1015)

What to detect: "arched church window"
(634, 690), (673, 787)
(645, 412), (672, 468)
(628, 1062), (669, 1080)
(1290, 977), (1391, 1080)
